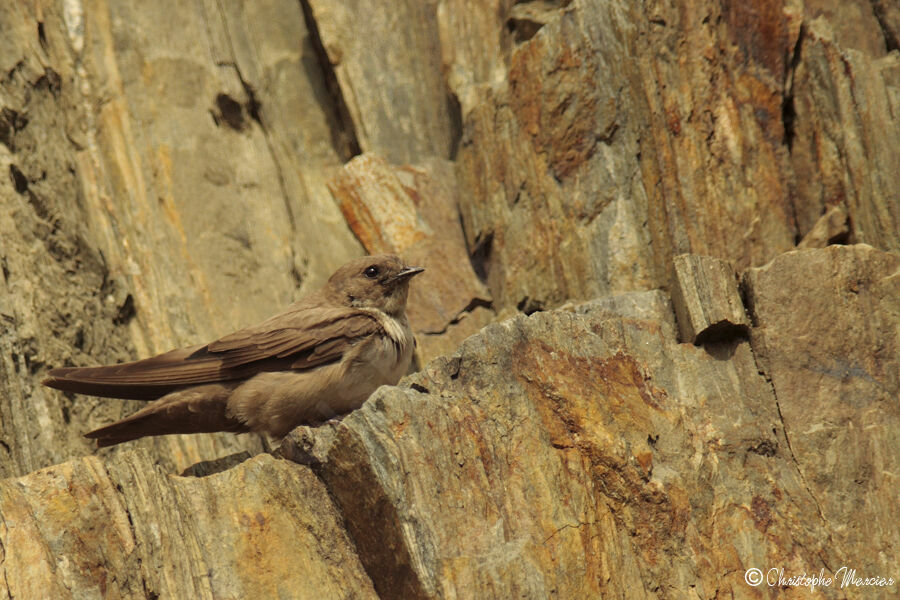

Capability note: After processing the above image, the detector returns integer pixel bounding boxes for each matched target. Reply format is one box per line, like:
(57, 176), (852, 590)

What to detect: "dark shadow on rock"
(181, 451), (254, 477)
(702, 338), (744, 361)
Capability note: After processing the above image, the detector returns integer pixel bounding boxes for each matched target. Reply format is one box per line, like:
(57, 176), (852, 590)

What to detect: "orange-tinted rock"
(0, 452), (376, 598)
(285, 290), (845, 598)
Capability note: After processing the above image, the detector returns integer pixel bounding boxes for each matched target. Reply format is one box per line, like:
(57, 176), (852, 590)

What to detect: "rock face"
(278, 250), (898, 597)
(789, 17), (900, 251)
(744, 245), (900, 584)
(670, 253), (750, 344)
(0, 0), (361, 477)
(1, 0), (898, 598)
(0, 451), (377, 599)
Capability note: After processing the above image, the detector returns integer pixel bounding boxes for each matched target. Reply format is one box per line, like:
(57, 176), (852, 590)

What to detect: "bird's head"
(327, 254), (424, 316)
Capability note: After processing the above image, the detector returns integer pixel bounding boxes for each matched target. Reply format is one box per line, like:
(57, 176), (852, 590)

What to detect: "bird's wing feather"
(43, 306), (381, 400)
(208, 306), (380, 367)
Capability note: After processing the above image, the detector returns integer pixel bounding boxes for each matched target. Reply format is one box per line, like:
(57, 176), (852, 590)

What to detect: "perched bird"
(43, 254), (424, 447)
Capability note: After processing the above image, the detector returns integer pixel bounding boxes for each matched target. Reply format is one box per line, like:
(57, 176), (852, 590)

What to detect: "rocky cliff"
(1, 0), (897, 598)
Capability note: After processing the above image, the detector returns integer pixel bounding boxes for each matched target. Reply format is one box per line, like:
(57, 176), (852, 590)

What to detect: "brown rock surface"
(0, 451), (376, 598)
(282, 287), (851, 598)
(797, 204), (850, 249)
(451, 0), (808, 315)
(454, 1), (658, 314)
(801, 0), (890, 55)
(744, 245), (900, 582)
(670, 254), (749, 344)
(305, 0), (458, 164)
(0, 0), (361, 476)
(789, 18), (900, 250)
(872, 0), (900, 51)
(1, 0), (898, 598)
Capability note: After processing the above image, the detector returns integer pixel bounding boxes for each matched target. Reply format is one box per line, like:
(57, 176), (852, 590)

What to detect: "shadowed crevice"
(298, 0), (362, 162)
(781, 22), (804, 152)
(782, 23), (805, 244)
(871, 1), (900, 52)
(506, 0), (569, 43)
(445, 89), (463, 161)
(296, 426), (431, 598)
(694, 320), (750, 346)
(417, 297), (495, 336)
(205, 0), (298, 230)
(467, 229), (493, 287)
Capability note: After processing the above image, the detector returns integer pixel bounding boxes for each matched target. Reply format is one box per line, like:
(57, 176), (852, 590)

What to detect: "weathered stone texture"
(1, 0), (899, 598)
(789, 18), (900, 252)
(872, 0), (900, 51)
(797, 204), (850, 248)
(744, 245), (900, 581)
(670, 254), (749, 344)
(306, 0), (459, 165)
(445, 0), (819, 316)
(0, 451), (376, 599)
(637, 0), (800, 281)
(801, 0), (890, 55)
(454, 1), (657, 314)
(283, 288), (852, 598)
(0, 1), (360, 476)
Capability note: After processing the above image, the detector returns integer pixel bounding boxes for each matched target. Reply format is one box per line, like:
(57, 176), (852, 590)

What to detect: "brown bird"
(43, 254), (424, 447)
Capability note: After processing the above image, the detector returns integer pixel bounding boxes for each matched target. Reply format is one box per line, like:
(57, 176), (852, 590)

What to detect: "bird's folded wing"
(43, 307), (381, 400)
(208, 306), (379, 368)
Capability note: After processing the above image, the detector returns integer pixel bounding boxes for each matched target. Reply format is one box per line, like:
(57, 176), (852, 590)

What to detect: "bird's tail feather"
(43, 344), (239, 400)
(85, 384), (249, 447)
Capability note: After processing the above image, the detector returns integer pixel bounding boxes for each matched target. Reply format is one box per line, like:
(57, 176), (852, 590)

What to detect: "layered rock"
(0, 451), (376, 598)
(3, 245), (895, 597)
(0, 0), (360, 475)
(1, 0), (898, 598)
(789, 18), (900, 251)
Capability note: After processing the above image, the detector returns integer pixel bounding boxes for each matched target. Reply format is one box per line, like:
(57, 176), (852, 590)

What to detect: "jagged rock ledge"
(1, 245), (896, 598)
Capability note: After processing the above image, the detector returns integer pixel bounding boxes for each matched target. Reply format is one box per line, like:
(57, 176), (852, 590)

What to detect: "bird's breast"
(349, 310), (415, 387)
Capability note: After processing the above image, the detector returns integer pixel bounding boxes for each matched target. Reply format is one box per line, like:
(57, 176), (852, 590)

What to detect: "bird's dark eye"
(364, 265), (379, 279)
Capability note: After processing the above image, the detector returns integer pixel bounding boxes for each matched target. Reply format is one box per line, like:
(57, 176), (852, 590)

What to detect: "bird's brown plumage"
(42, 254), (423, 446)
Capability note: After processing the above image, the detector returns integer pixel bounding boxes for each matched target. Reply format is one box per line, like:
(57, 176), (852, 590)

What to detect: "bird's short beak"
(386, 266), (425, 284)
